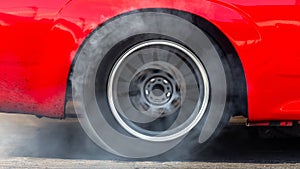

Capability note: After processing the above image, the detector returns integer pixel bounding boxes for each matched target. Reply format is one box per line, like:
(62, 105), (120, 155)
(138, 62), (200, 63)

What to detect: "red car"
(1, 0), (300, 158)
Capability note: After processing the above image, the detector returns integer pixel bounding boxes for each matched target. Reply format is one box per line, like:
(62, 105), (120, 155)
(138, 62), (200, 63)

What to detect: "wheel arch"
(64, 8), (248, 117)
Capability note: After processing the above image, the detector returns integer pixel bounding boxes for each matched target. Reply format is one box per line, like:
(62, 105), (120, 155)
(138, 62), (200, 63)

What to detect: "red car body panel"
(0, 0), (300, 121)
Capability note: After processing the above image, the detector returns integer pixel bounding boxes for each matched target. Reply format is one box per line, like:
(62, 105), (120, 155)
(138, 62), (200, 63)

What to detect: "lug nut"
(145, 90), (150, 95)
(150, 78), (156, 83)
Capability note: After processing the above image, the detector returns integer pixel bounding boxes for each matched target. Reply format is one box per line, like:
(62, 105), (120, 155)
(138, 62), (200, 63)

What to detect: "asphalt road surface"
(1, 113), (300, 168)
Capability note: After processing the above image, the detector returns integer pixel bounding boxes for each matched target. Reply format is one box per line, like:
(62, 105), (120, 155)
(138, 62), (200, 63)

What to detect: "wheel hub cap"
(145, 76), (172, 104)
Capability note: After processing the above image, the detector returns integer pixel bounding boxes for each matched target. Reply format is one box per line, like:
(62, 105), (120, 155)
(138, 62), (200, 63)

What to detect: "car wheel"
(72, 11), (232, 158)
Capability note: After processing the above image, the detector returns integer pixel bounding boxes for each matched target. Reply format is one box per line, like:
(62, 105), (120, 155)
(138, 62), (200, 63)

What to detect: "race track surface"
(0, 113), (300, 168)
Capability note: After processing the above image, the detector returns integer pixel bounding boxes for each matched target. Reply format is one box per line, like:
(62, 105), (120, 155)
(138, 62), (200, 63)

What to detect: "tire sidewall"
(72, 11), (228, 158)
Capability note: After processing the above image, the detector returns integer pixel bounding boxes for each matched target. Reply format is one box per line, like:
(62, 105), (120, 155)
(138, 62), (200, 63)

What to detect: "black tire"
(72, 11), (232, 159)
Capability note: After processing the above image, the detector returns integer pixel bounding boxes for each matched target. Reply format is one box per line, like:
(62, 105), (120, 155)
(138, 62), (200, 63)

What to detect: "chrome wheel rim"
(107, 40), (210, 142)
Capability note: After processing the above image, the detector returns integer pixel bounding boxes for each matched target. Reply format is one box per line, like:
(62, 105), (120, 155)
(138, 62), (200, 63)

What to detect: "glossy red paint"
(0, 0), (300, 121)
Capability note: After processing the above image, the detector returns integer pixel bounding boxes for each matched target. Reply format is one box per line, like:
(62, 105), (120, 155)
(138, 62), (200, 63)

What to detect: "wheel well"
(172, 10), (248, 117)
(175, 10), (247, 117)
(65, 8), (248, 117)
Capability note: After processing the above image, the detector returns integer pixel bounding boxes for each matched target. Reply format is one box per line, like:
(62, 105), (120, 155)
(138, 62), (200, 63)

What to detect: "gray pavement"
(1, 157), (300, 169)
(1, 113), (300, 168)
